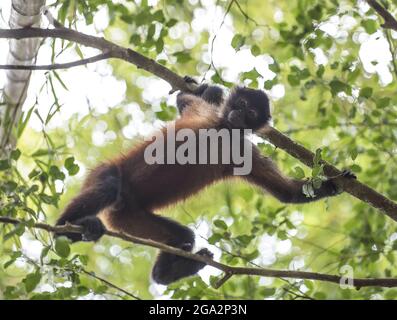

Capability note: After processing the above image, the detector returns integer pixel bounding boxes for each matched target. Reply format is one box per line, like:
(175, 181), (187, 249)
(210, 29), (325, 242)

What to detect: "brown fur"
(57, 89), (342, 284)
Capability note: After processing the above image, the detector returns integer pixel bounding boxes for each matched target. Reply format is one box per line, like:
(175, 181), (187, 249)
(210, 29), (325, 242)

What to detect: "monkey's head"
(223, 87), (271, 130)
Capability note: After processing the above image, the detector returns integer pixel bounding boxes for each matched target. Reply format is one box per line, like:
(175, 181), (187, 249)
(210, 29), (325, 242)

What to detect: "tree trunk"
(1, 0), (45, 154)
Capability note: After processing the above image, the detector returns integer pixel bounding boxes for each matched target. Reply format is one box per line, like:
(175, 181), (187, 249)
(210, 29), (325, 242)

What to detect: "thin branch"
(233, 0), (269, 28)
(367, 0), (397, 31)
(0, 52), (112, 70)
(213, 272), (233, 289)
(1, 216), (397, 289)
(80, 269), (141, 300)
(0, 27), (190, 92)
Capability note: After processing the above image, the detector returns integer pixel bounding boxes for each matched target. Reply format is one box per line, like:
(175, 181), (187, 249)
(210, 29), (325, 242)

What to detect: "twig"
(81, 269), (140, 300)
(1, 216), (397, 289)
(367, 0), (397, 31)
(214, 272), (233, 289)
(0, 52), (111, 70)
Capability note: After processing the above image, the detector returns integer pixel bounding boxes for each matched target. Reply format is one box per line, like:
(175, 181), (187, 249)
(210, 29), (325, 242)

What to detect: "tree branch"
(1, 216), (397, 289)
(0, 52), (112, 70)
(0, 28), (190, 92)
(367, 0), (397, 31)
(259, 127), (397, 221)
(0, 26), (396, 220)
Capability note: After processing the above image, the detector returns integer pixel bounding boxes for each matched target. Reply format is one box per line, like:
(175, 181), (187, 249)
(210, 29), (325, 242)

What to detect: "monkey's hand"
(55, 216), (106, 242)
(196, 248), (214, 259)
(327, 169), (357, 196)
(183, 75), (198, 85)
(181, 75), (208, 96)
(341, 169), (357, 179)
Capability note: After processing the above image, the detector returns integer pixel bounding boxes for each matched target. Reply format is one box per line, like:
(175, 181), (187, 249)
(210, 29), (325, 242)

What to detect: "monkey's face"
(224, 87), (271, 130)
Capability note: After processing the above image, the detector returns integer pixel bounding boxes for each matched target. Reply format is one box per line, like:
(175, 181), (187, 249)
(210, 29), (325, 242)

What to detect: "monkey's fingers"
(196, 248), (214, 259)
(183, 75), (198, 85)
(341, 169), (357, 179)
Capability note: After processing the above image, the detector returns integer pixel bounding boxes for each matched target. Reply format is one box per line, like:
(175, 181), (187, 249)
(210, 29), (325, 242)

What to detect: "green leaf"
(359, 87), (373, 99)
(166, 19), (178, 27)
(10, 149), (21, 160)
(236, 234), (254, 246)
(231, 34), (245, 50)
(292, 166), (305, 179)
(329, 79), (350, 96)
(49, 165), (66, 180)
(55, 236), (71, 258)
(316, 65), (325, 78)
(0, 159), (10, 171)
(268, 60), (280, 73)
(350, 164), (362, 173)
(64, 157), (80, 176)
(155, 38), (164, 54)
(287, 74), (300, 86)
(40, 246), (51, 263)
(362, 19), (378, 34)
(350, 149), (358, 161)
(152, 10), (164, 22)
(53, 70), (69, 91)
(261, 287), (276, 297)
(214, 219), (228, 230)
(40, 194), (56, 205)
(23, 270), (42, 293)
(4, 223), (25, 242)
(3, 252), (22, 269)
(147, 24), (155, 40)
(251, 45), (261, 56)
(308, 5), (322, 20)
(173, 51), (192, 63)
(208, 233), (222, 244)
(376, 97), (390, 108)
(129, 34), (141, 45)
(156, 102), (177, 121)
(264, 79), (276, 89)
(313, 148), (322, 165)
(17, 105), (35, 138)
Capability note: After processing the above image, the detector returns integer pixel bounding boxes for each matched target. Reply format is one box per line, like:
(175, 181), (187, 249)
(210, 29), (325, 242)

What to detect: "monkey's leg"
(109, 209), (213, 285)
(245, 148), (352, 204)
(55, 164), (120, 242)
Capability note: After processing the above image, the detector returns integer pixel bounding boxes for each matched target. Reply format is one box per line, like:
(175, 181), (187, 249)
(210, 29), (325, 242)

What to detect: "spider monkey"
(55, 76), (355, 285)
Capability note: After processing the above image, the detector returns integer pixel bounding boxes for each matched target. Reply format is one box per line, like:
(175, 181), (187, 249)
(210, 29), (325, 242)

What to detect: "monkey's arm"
(245, 148), (349, 203)
(177, 76), (224, 114)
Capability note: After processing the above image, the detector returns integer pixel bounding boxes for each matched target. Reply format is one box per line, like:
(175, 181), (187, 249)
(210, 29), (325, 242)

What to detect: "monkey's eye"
(246, 108), (257, 121)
